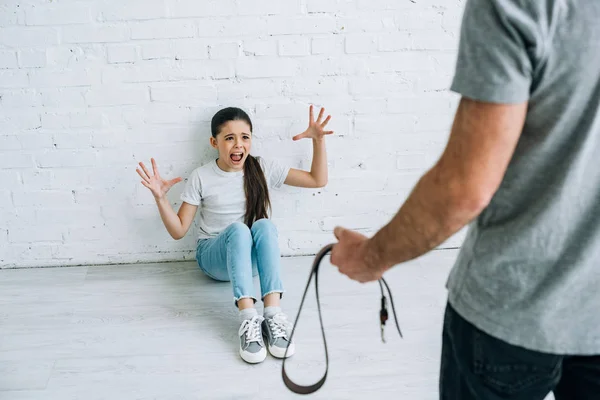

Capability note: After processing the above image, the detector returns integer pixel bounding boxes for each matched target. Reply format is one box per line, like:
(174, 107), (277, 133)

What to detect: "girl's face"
(211, 120), (252, 172)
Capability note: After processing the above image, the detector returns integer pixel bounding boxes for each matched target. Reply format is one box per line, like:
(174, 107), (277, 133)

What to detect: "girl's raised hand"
(292, 105), (334, 141)
(136, 158), (182, 200)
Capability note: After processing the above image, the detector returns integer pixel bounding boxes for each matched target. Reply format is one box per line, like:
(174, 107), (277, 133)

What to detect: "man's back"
(447, 0), (600, 354)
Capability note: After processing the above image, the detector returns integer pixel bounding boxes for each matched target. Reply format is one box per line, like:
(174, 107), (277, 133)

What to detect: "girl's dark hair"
(211, 107), (271, 227)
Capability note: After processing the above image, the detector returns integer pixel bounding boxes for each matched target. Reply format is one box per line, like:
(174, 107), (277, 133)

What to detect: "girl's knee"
(251, 218), (277, 235)
(226, 222), (252, 240)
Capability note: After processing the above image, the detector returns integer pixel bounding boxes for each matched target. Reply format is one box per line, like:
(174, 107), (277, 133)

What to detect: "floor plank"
(0, 250), (555, 399)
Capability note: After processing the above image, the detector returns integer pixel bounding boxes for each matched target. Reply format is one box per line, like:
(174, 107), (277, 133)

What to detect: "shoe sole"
(240, 347), (267, 364)
(268, 342), (295, 359)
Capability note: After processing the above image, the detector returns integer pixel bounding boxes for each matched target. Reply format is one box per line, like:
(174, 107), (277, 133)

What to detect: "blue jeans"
(196, 219), (284, 306)
(440, 302), (600, 399)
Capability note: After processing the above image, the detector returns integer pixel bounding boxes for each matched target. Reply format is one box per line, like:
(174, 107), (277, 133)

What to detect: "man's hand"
(330, 227), (387, 283)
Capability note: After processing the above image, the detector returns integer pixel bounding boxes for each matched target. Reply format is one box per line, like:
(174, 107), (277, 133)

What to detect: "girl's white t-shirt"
(180, 157), (290, 240)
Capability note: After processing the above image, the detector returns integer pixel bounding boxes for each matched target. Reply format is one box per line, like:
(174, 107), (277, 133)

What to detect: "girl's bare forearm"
(155, 196), (185, 240)
(310, 138), (328, 187)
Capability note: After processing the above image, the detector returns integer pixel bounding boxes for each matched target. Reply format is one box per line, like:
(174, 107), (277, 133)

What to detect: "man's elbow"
(451, 185), (494, 218)
(431, 166), (494, 218)
(459, 192), (492, 216)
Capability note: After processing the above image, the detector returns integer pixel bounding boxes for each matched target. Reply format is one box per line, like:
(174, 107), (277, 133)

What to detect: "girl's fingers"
(151, 158), (159, 177)
(168, 177), (183, 186)
(139, 162), (153, 179)
(321, 115), (331, 127)
(136, 167), (150, 182)
(325, 131), (334, 135)
(316, 107), (325, 124)
(292, 133), (304, 141)
(141, 180), (151, 189)
(309, 105), (314, 123)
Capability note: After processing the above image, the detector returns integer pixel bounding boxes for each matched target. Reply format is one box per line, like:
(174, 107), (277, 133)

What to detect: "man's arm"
(366, 97), (528, 270)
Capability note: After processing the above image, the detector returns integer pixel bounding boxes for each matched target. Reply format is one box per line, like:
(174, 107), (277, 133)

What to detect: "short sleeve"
(258, 157), (290, 189)
(180, 168), (202, 206)
(450, 0), (541, 104)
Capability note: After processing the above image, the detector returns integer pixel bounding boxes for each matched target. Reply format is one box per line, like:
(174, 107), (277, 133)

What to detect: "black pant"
(440, 303), (600, 400)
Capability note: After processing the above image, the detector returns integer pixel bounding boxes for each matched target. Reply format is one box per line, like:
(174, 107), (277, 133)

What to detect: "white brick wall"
(1, 0), (466, 268)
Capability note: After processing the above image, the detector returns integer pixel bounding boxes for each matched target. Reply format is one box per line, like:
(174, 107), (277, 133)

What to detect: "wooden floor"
(0, 250), (554, 399)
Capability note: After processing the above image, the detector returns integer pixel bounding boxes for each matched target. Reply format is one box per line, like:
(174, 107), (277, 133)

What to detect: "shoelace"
(282, 244), (403, 395)
(269, 314), (292, 339)
(242, 315), (264, 344)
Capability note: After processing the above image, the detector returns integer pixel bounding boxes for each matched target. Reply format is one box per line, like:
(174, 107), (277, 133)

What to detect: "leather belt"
(282, 244), (404, 394)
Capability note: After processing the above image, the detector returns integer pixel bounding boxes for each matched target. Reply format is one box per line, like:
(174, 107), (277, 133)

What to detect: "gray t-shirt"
(180, 157), (289, 240)
(446, 0), (600, 354)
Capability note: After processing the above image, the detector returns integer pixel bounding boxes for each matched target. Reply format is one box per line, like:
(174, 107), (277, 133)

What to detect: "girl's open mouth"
(230, 153), (243, 163)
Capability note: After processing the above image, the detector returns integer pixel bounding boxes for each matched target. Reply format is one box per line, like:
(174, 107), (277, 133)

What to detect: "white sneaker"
(238, 315), (267, 364)
(262, 313), (295, 358)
